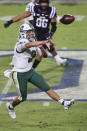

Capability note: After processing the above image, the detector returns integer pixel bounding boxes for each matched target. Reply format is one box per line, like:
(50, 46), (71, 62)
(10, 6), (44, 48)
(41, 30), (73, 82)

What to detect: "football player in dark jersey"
(4, 0), (67, 68)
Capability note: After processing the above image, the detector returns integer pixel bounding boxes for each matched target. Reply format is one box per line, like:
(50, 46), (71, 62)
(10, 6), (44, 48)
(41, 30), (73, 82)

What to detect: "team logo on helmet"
(19, 24), (35, 40)
(19, 23), (34, 33)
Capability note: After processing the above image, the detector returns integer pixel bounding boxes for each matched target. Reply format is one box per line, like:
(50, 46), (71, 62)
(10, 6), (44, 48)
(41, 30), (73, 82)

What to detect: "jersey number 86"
(36, 18), (48, 28)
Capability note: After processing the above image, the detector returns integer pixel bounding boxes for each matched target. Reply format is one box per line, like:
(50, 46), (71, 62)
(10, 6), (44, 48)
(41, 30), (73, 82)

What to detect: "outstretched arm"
(16, 40), (49, 53)
(12, 11), (31, 22)
(16, 40), (55, 53)
(25, 40), (49, 48)
(4, 11), (31, 28)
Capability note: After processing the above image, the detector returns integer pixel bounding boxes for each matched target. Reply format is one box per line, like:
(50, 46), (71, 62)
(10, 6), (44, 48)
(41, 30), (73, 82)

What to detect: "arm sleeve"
(29, 5), (35, 16)
(16, 39), (29, 53)
(51, 22), (57, 34)
(25, 2), (34, 11)
(50, 7), (57, 19)
(25, 3), (30, 12)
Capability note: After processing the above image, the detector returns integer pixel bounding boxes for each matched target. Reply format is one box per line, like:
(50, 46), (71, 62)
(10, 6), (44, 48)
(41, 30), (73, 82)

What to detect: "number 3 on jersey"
(36, 18), (48, 28)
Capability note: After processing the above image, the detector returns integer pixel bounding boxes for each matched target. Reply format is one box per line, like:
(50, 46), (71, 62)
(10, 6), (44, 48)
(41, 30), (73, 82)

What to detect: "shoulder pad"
(25, 2), (35, 12)
(29, 4), (35, 13)
(50, 7), (56, 19)
(29, 2), (35, 6)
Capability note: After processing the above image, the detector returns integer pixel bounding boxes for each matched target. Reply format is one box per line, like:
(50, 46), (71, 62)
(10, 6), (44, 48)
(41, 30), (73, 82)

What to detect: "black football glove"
(45, 32), (53, 40)
(4, 20), (13, 28)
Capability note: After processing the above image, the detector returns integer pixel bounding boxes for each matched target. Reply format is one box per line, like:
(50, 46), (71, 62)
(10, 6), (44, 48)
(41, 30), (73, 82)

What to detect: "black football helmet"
(39, 0), (50, 11)
(39, 0), (50, 4)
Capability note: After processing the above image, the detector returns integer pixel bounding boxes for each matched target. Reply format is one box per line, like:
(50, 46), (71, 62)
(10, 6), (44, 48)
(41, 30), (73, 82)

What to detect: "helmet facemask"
(39, 0), (50, 11)
(19, 24), (36, 41)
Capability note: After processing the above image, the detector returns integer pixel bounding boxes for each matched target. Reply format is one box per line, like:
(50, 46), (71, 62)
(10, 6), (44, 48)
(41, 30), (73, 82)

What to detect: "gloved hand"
(45, 32), (53, 40)
(4, 20), (13, 28)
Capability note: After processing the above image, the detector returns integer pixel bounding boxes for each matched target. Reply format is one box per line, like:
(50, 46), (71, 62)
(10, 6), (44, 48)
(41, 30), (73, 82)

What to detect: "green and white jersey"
(12, 38), (40, 73)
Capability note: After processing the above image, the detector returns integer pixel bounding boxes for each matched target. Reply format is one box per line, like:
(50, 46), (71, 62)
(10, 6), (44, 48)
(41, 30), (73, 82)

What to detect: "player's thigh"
(12, 72), (27, 101)
(29, 69), (50, 92)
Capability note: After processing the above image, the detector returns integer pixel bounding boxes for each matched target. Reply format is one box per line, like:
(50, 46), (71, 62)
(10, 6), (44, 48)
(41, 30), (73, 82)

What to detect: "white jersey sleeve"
(25, 2), (34, 12)
(25, 2), (34, 23)
(28, 4), (35, 16)
(16, 39), (29, 53)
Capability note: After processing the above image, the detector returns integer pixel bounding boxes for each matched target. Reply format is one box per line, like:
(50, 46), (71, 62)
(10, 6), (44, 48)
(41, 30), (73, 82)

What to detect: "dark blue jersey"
(29, 5), (57, 40)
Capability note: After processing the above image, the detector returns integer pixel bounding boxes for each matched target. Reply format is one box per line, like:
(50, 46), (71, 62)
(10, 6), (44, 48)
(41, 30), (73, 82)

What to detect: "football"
(60, 14), (75, 24)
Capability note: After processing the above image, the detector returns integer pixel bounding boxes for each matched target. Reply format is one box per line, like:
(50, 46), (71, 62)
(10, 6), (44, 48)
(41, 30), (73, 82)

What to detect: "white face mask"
(19, 31), (36, 41)
(19, 33), (27, 40)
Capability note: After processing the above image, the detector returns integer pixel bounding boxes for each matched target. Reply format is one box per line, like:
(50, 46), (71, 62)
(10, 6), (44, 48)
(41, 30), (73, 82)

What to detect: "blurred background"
(0, 1), (87, 131)
(0, 0), (87, 4)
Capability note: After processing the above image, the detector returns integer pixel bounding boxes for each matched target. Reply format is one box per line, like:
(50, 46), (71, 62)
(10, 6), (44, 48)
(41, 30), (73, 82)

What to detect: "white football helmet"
(19, 23), (34, 33)
(19, 23), (35, 40)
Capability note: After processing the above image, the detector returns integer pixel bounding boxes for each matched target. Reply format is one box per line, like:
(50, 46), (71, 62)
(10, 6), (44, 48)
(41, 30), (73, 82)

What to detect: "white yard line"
(0, 15), (87, 22)
(0, 16), (14, 21)
(0, 51), (87, 101)
(0, 78), (12, 107)
(0, 50), (13, 56)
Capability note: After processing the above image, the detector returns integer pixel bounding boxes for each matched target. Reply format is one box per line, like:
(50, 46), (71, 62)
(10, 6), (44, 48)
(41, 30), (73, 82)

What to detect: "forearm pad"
(51, 22), (57, 34)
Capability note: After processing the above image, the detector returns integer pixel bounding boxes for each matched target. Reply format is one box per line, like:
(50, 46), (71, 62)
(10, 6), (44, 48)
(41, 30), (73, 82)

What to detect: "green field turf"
(0, 4), (87, 49)
(0, 101), (87, 131)
(0, 3), (87, 131)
